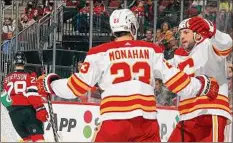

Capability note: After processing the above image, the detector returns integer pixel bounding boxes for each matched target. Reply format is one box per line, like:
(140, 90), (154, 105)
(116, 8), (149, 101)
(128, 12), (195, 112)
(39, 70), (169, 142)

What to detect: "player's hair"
(113, 31), (131, 38)
(146, 28), (153, 33)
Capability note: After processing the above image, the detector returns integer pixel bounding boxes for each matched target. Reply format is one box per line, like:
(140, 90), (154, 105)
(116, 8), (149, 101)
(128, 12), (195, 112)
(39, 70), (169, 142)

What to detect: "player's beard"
(184, 40), (195, 53)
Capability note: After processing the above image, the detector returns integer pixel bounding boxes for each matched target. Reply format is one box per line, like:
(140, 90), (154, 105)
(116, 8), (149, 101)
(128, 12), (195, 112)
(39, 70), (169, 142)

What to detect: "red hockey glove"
(37, 73), (60, 96)
(35, 105), (48, 122)
(196, 75), (219, 100)
(27, 94), (48, 122)
(188, 16), (216, 38)
(37, 75), (49, 97)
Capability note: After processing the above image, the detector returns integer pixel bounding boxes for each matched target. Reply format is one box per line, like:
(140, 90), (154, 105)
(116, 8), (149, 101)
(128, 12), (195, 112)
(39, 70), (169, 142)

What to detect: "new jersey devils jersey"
(169, 30), (232, 122)
(3, 70), (39, 106)
(51, 40), (204, 121)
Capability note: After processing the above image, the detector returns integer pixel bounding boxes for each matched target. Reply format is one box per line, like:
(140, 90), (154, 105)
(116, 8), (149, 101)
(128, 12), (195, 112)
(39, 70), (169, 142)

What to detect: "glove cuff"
(204, 19), (216, 37)
(44, 73), (60, 94)
(196, 75), (211, 97)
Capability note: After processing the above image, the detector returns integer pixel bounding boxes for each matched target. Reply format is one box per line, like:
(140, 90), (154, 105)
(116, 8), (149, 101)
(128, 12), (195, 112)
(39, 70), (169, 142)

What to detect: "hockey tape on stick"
(47, 94), (60, 142)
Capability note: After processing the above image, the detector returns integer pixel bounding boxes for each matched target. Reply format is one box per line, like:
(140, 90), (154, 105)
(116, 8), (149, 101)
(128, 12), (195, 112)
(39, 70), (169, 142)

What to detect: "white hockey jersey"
(50, 40), (203, 121)
(169, 30), (232, 122)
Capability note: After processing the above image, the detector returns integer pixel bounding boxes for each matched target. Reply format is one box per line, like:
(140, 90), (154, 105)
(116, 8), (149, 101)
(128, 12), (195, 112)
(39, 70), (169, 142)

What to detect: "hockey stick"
(38, 46), (59, 142)
(47, 93), (59, 142)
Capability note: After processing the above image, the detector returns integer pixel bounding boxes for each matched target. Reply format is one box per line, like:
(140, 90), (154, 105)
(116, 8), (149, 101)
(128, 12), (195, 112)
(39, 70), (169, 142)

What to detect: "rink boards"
(1, 102), (232, 142)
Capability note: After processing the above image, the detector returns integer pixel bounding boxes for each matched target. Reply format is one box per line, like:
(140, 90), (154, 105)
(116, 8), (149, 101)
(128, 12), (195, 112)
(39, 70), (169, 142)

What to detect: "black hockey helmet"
(13, 51), (26, 66)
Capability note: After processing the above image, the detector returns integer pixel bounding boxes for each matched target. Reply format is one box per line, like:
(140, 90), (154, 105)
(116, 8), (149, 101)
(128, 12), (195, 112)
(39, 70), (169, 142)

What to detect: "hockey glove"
(196, 75), (219, 100)
(37, 75), (49, 97)
(27, 95), (48, 122)
(37, 73), (60, 95)
(35, 105), (48, 122)
(188, 16), (216, 38)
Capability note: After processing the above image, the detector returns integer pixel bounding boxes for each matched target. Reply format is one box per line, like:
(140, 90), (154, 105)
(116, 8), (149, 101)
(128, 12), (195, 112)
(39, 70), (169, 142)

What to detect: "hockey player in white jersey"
(168, 16), (232, 142)
(37, 9), (219, 142)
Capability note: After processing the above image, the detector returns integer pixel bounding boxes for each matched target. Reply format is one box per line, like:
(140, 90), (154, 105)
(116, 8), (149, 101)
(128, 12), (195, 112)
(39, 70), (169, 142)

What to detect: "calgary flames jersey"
(169, 30), (232, 122)
(3, 70), (39, 106)
(51, 40), (204, 121)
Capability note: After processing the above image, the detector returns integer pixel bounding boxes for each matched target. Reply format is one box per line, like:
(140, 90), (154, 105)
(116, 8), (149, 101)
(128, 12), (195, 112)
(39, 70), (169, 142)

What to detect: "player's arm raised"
(210, 29), (232, 57)
(38, 52), (102, 99)
(188, 16), (232, 57)
(153, 53), (219, 100)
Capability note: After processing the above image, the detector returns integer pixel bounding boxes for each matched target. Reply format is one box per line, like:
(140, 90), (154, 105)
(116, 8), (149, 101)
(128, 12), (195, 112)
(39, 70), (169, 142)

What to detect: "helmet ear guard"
(130, 23), (137, 40)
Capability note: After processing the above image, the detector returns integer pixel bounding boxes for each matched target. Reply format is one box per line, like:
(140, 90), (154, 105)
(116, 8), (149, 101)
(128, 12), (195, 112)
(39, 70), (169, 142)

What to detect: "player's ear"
(194, 32), (203, 42)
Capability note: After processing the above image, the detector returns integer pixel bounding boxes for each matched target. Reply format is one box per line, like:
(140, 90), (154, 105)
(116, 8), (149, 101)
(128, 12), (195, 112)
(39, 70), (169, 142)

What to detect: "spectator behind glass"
(32, 9), (41, 21)
(20, 14), (35, 29)
(131, 0), (145, 35)
(158, 0), (169, 15)
(76, 0), (91, 33)
(167, 0), (180, 11)
(80, 0), (90, 14)
(187, 0), (194, 8)
(154, 78), (175, 106)
(65, 0), (79, 6)
(131, 0), (145, 17)
(155, 29), (163, 44)
(25, 2), (34, 16)
(108, 0), (121, 9)
(37, 4), (45, 17)
(161, 22), (171, 35)
(203, 3), (217, 24)
(2, 17), (15, 40)
(142, 29), (153, 42)
(187, 6), (199, 18)
(163, 35), (178, 60)
(172, 26), (179, 39)
(144, 0), (154, 24)
(1, 17), (15, 54)
(216, 9), (228, 31)
(43, 1), (54, 15)
(94, 0), (106, 16)
(160, 22), (173, 45)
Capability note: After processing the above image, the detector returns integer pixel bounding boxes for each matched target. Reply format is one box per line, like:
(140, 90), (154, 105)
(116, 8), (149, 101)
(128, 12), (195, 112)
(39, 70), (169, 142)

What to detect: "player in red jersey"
(37, 9), (219, 142)
(1, 52), (48, 142)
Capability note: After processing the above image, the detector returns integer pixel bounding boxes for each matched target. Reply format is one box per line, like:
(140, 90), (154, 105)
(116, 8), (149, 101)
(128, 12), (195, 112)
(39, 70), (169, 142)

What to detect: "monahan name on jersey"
(50, 40), (205, 121)
(109, 48), (149, 61)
